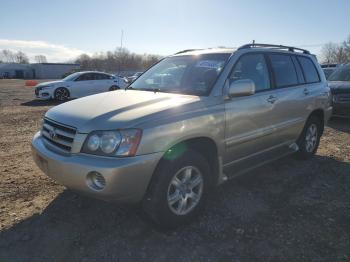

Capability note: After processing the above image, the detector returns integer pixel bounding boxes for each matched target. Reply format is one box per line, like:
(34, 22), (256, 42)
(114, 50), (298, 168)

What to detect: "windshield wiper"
(124, 85), (134, 91)
(142, 88), (160, 93)
(125, 87), (161, 93)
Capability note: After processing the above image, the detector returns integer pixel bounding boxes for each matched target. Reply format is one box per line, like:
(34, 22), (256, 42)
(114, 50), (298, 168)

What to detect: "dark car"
(328, 64), (350, 117)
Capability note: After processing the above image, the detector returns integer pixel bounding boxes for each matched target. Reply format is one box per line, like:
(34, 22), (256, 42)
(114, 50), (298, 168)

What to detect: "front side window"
(269, 54), (298, 88)
(130, 53), (230, 96)
(229, 53), (270, 92)
(62, 72), (81, 81)
(297, 56), (320, 83)
(76, 73), (94, 81)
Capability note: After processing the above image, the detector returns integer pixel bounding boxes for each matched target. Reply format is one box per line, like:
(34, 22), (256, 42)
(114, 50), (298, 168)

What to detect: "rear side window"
(269, 54), (298, 88)
(291, 56), (305, 83)
(95, 73), (111, 80)
(297, 56), (320, 83)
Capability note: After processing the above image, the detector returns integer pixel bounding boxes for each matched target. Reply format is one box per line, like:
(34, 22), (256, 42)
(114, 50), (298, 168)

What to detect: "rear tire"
(142, 149), (210, 229)
(54, 87), (70, 101)
(296, 116), (322, 160)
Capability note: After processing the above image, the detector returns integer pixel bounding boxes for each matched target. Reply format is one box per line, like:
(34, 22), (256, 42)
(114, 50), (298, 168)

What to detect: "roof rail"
(238, 43), (310, 54)
(174, 49), (202, 55)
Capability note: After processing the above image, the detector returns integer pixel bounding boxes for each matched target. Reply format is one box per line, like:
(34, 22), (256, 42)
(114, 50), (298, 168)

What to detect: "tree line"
(320, 35), (350, 64)
(0, 47), (161, 73)
(0, 49), (48, 64)
(74, 47), (162, 73)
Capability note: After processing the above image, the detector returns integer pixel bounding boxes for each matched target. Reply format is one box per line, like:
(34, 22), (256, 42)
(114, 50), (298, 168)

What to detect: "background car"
(125, 71), (143, 84)
(328, 64), (350, 117)
(35, 71), (128, 101)
(321, 63), (340, 79)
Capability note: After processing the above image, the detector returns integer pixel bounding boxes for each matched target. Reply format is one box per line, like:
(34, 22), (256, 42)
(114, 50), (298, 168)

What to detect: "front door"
(224, 53), (280, 168)
(71, 73), (95, 97)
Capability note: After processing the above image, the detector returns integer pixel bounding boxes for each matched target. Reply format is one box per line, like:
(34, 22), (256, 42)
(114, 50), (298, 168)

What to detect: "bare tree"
(320, 42), (338, 63)
(34, 55), (48, 63)
(320, 35), (350, 64)
(1, 49), (16, 63)
(15, 51), (29, 64)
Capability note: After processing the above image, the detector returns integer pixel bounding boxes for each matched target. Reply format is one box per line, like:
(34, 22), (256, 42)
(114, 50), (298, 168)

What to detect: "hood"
(37, 80), (64, 87)
(328, 81), (350, 94)
(45, 90), (201, 133)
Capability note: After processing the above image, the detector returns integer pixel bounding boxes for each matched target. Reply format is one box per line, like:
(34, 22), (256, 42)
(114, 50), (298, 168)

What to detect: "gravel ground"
(0, 79), (349, 262)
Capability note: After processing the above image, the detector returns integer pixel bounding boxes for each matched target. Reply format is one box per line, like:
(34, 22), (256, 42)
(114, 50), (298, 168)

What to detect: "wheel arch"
(54, 86), (70, 97)
(307, 108), (324, 135)
(148, 136), (220, 191)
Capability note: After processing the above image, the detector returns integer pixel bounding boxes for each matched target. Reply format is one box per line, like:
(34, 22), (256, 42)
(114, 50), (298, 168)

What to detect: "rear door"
(266, 53), (322, 145)
(224, 53), (281, 167)
(265, 53), (308, 145)
(92, 73), (113, 94)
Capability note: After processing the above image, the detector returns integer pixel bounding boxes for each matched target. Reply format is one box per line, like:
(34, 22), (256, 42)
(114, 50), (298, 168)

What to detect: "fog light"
(86, 171), (106, 191)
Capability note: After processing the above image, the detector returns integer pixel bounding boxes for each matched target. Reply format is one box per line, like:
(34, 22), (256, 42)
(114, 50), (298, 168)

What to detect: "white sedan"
(35, 71), (128, 101)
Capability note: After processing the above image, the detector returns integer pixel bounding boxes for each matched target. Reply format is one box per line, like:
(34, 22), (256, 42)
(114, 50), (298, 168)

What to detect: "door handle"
(267, 95), (277, 104)
(303, 88), (309, 95)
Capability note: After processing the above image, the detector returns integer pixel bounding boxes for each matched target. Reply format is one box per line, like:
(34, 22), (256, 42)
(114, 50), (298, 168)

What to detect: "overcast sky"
(1, 0), (349, 62)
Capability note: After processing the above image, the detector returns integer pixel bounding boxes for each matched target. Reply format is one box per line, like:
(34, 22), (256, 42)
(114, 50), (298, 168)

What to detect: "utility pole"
(118, 29), (124, 75)
(120, 29), (124, 50)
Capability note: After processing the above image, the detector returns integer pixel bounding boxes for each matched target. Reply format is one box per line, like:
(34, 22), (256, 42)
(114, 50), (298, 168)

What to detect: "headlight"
(39, 85), (53, 90)
(82, 129), (142, 157)
(332, 94), (337, 103)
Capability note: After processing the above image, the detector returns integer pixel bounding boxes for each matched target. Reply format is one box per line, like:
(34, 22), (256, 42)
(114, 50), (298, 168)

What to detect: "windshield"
(62, 72), (82, 81)
(323, 68), (336, 79)
(328, 66), (350, 81)
(130, 53), (230, 96)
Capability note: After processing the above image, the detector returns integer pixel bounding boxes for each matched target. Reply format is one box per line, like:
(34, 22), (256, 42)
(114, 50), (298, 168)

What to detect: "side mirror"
(124, 77), (132, 84)
(228, 79), (255, 97)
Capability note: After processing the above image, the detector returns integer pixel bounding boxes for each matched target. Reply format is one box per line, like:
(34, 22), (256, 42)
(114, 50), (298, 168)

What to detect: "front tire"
(54, 87), (70, 101)
(296, 116), (322, 160)
(143, 149), (210, 228)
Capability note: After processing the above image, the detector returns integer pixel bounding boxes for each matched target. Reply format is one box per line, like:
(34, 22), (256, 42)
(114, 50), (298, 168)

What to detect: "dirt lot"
(0, 79), (349, 262)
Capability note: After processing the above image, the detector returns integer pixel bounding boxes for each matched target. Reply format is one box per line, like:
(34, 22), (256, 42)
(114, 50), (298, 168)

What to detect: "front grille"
(41, 118), (76, 153)
(337, 94), (350, 103)
(35, 87), (39, 95)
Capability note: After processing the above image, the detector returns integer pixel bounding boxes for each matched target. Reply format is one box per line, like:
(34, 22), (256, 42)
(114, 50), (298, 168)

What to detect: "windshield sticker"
(196, 60), (222, 69)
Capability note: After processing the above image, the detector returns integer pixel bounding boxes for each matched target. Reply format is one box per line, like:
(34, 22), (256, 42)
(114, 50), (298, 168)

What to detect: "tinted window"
(269, 54), (298, 87)
(95, 73), (111, 80)
(230, 54), (270, 91)
(76, 73), (94, 81)
(297, 56), (320, 83)
(291, 56), (305, 83)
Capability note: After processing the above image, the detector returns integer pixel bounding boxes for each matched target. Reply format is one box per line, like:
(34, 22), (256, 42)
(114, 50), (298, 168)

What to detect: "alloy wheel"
(305, 123), (318, 152)
(167, 166), (204, 216)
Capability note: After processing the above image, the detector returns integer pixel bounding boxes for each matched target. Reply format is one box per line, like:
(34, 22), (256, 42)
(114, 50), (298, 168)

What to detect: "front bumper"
(31, 132), (163, 203)
(333, 103), (350, 117)
(35, 88), (53, 100)
(332, 94), (350, 117)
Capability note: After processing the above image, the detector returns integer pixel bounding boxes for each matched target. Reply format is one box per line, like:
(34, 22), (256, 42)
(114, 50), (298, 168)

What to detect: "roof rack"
(238, 43), (310, 54)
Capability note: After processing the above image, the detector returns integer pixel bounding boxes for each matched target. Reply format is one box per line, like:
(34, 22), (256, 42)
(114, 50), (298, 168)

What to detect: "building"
(0, 63), (33, 79)
(0, 63), (80, 79)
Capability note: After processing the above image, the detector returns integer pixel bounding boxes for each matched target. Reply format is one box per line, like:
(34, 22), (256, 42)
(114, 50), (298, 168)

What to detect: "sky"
(0, 0), (349, 62)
